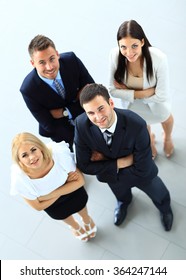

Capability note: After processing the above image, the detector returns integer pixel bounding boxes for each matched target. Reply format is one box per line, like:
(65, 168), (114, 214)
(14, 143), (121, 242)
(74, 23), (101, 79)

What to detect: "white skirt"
(123, 99), (171, 125)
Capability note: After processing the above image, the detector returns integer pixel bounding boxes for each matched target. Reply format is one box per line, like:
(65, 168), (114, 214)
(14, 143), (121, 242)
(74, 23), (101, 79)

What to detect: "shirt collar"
(38, 71), (61, 86)
(100, 111), (117, 134)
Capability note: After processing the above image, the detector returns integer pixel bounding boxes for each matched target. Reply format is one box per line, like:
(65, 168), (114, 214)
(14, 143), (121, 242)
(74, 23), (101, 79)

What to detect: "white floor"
(0, 0), (186, 260)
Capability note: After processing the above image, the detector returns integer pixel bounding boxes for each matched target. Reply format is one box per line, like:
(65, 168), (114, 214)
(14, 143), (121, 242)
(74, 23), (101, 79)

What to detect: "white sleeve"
(10, 165), (37, 200)
(108, 47), (135, 103)
(144, 50), (169, 104)
(47, 141), (76, 173)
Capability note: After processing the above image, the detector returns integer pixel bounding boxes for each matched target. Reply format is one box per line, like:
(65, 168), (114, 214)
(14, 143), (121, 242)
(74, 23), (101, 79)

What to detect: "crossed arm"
(114, 80), (155, 99)
(90, 150), (133, 169)
(23, 168), (85, 211)
(49, 87), (86, 119)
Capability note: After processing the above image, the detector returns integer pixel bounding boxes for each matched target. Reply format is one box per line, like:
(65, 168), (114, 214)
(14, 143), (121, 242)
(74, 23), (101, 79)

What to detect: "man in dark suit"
(20, 35), (94, 149)
(74, 83), (173, 231)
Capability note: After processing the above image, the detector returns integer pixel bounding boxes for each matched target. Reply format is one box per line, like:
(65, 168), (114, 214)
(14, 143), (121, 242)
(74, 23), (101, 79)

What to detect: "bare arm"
(23, 168), (85, 211)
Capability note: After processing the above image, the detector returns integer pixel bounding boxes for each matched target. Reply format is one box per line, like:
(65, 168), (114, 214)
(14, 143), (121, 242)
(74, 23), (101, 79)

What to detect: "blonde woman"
(10, 132), (96, 241)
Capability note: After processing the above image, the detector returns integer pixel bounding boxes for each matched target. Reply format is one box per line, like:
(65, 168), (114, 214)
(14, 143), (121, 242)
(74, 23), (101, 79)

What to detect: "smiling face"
(18, 143), (44, 171)
(118, 36), (144, 63)
(30, 46), (60, 79)
(83, 95), (115, 129)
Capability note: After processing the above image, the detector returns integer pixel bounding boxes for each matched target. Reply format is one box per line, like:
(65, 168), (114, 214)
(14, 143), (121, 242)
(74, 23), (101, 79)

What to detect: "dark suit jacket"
(74, 108), (158, 186)
(20, 52), (94, 144)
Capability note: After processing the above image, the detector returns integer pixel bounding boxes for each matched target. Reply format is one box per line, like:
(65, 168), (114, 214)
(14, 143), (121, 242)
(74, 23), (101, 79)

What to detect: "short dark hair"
(28, 35), (56, 58)
(80, 83), (110, 107)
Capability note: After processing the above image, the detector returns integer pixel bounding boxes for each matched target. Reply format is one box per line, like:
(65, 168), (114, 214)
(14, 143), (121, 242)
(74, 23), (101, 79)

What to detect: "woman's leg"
(161, 114), (174, 157)
(63, 215), (88, 241)
(78, 206), (97, 238)
(147, 125), (157, 159)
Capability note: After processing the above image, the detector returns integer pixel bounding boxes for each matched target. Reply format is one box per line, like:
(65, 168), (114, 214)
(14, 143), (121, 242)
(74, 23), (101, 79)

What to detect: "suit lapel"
(111, 111), (126, 155)
(90, 111), (126, 155)
(90, 125), (110, 152)
(34, 71), (64, 104)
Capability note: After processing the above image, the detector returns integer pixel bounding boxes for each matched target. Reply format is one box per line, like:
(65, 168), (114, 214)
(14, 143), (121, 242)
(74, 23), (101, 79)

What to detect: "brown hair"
(80, 83), (110, 107)
(28, 35), (56, 58)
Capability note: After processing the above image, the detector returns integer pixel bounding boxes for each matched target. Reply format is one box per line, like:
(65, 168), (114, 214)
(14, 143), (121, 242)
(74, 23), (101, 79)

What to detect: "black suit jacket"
(74, 108), (158, 186)
(20, 52), (94, 144)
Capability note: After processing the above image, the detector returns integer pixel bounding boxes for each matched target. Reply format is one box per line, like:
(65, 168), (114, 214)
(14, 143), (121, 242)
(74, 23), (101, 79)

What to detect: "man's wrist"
(63, 109), (69, 117)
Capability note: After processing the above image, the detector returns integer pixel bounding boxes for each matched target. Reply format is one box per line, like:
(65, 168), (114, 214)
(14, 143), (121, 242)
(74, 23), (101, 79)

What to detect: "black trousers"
(108, 176), (171, 213)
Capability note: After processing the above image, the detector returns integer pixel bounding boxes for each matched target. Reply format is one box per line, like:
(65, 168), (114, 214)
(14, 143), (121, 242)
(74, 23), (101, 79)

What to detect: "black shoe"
(114, 204), (128, 226)
(160, 209), (173, 231)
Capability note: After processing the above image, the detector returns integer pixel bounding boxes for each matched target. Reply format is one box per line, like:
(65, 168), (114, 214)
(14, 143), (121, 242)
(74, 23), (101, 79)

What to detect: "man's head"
(80, 83), (115, 129)
(28, 35), (60, 80)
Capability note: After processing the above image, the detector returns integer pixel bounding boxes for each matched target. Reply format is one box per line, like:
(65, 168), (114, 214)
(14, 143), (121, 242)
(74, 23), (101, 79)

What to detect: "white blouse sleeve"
(108, 47), (135, 103)
(143, 48), (170, 104)
(10, 165), (38, 200)
(47, 141), (76, 173)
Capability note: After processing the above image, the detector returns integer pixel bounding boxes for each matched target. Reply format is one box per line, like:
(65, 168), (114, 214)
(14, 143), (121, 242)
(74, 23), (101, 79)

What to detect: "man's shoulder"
(115, 108), (146, 125)
(76, 112), (93, 129)
(76, 112), (87, 122)
(59, 51), (77, 61)
(20, 69), (39, 92)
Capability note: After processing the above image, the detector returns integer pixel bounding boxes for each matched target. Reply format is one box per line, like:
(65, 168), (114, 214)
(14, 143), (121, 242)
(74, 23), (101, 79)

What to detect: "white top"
(108, 46), (171, 124)
(10, 141), (76, 200)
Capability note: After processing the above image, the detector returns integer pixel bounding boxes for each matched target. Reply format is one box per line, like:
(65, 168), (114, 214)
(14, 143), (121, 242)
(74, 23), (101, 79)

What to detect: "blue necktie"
(53, 79), (66, 99)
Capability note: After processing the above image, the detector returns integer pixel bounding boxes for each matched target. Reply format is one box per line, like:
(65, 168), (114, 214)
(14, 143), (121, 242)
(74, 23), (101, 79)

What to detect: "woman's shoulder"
(47, 141), (76, 171)
(11, 163), (25, 177)
(149, 47), (167, 60)
(47, 141), (70, 154)
(109, 47), (119, 57)
(10, 164), (31, 196)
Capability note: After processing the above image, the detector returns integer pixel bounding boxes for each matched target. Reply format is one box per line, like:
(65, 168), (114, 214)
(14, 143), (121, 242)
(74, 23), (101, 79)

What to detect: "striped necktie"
(103, 130), (113, 147)
(53, 79), (66, 99)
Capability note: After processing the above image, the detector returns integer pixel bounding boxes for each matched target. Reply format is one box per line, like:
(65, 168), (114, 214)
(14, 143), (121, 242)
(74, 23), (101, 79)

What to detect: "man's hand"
(90, 150), (108, 161)
(117, 154), (133, 169)
(50, 108), (64, 119)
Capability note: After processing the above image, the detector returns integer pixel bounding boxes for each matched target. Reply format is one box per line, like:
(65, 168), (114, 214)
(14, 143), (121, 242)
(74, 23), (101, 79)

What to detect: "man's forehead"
(83, 97), (106, 111)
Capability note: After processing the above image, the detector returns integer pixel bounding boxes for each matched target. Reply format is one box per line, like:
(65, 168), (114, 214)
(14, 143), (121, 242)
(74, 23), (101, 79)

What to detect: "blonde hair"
(12, 132), (52, 174)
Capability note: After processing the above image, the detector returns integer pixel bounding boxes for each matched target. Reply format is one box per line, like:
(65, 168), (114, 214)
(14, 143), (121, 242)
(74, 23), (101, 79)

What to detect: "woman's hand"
(134, 87), (155, 99)
(66, 171), (79, 182)
(114, 80), (128, 89)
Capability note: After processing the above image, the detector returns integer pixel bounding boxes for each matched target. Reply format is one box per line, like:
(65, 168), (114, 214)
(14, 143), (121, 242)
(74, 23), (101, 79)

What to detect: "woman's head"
(114, 20), (153, 82)
(12, 132), (52, 173)
(117, 20), (150, 43)
(117, 20), (151, 62)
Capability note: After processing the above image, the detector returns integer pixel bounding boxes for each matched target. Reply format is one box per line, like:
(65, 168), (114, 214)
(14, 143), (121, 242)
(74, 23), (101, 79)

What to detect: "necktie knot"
(53, 79), (66, 99)
(103, 130), (113, 147)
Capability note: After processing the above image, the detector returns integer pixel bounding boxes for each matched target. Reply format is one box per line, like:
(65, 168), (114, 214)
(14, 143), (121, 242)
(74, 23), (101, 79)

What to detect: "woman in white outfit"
(108, 19), (174, 159)
(10, 132), (97, 241)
